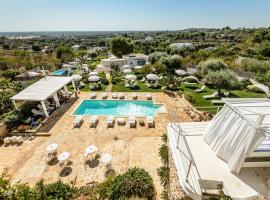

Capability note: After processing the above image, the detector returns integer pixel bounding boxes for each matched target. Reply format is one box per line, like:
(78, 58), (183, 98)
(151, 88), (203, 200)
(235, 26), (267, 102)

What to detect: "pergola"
(11, 76), (77, 117)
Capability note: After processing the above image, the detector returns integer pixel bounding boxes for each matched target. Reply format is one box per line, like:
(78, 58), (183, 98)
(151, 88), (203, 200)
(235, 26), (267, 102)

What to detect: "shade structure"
(204, 98), (270, 173)
(88, 75), (100, 82)
(58, 152), (70, 161)
(72, 74), (82, 82)
(89, 71), (98, 76)
(146, 73), (159, 81)
(46, 143), (58, 153)
(134, 66), (143, 70)
(124, 69), (132, 74)
(122, 65), (131, 69)
(125, 74), (137, 80)
(175, 69), (187, 76)
(85, 145), (98, 154)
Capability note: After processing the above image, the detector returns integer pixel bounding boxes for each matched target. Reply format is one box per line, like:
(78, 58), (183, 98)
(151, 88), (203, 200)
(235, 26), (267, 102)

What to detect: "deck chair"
(195, 85), (206, 93)
(90, 93), (97, 99)
(101, 93), (108, 99)
(203, 91), (219, 100)
(146, 94), (152, 100)
(107, 116), (115, 128)
(132, 93), (138, 100)
(112, 93), (118, 99)
(89, 116), (98, 128)
(146, 116), (155, 128)
(73, 116), (83, 128)
(119, 93), (125, 99)
(128, 116), (136, 128)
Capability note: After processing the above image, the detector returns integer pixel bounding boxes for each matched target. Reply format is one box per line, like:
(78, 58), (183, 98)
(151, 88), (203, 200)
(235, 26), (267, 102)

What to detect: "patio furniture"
(90, 93), (97, 99)
(119, 93), (125, 99)
(3, 137), (11, 145)
(32, 109), (46, 117)
(146, 94), (152, 100)
(203, 91), (219, 99)
(10, 136), (17, 143)
(112, 93), (118, 99)
(15, 136), (23, 144)
(195, 85), (206, 93)
(107, 116), (115, 128)
(58, 152), (70, 167)
(128, 116), (136, 128)
(101, 153), (112, 169)
(132, 93), (138, 100)
(101, 93), (108, 99)
(89, 116), (98, 128)
(117, 118), (125, 126)
(47, 143), (58, 154)
(73, 116), (83, 128)
(85, 145), (98, 160)
(146, 116), (155, 128)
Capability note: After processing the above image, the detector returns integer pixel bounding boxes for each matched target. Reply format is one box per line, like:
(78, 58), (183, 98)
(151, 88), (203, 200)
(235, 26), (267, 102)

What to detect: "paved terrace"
(0, 92), (192, 198)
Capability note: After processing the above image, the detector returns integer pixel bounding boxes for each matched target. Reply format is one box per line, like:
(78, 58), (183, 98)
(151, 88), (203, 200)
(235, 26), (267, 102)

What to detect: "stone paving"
(0, 92), (191, 198)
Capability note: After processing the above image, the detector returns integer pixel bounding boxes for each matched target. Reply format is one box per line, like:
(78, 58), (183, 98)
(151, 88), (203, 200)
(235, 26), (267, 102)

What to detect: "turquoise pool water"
(73, 100), (164, 116)
(51, 69), (68, 76)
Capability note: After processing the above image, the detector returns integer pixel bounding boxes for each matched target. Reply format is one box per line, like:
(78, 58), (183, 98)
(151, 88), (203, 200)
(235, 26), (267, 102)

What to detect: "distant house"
(18, 45), (33, 52)
(123, 54), (148, 68)
(14, 66), (49, 83)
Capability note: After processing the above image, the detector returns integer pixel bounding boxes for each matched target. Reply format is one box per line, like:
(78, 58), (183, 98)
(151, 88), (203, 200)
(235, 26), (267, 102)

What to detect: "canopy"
(89, 71), (98, 76)
(72, 75), (82, 82)
(125, 74), (137, 80)
(11, 76), (74, 102)
(175, 69), (187, 76)
(124, 69), (132, 74)
(88, 75), (100, 82)
(146, 74), (159, 81)
(204, 98), (269, 173)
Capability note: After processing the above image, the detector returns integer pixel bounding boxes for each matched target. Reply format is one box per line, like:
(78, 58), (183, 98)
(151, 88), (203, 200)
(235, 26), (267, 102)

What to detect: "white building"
(72, 45), (80, 51)
(169, 43), (192, 49)
(168, 98), (270, 199)
(123, 54), (148, 68)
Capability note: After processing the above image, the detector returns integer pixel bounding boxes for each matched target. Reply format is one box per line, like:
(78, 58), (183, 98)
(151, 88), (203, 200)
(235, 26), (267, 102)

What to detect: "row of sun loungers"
(90, 93), (152, 100)
(73, 115), (155, 128)
(3, 135), (23, 145)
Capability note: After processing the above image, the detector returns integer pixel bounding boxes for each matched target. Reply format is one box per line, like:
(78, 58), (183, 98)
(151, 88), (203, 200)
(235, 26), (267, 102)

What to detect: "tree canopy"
(110, 36), (133, 58)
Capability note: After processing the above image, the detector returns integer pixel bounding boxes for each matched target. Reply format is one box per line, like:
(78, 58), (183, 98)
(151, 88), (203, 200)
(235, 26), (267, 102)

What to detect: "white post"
(52, 93), (60, 108)
(41, 101), (49, 118)
(12, 100), (18, 110)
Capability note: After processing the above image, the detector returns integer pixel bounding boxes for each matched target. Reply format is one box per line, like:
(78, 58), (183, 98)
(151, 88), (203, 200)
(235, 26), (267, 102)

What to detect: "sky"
(0, 0), (270, 32)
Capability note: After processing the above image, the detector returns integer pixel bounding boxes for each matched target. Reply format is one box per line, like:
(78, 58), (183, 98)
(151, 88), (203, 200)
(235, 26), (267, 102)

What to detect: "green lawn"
(112, 81), (161, 92)
(179, 84), (266, 114)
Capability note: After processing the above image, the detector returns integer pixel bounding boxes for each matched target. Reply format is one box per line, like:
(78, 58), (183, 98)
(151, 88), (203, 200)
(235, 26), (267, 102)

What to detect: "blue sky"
(1, 0), (270, 32)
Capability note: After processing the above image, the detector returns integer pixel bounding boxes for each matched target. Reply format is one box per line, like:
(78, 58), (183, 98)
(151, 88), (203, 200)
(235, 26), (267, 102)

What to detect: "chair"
(132, 93), (138, 100)
(119, 93), (125, 99)
(107, 116), (115, 128)
(112, 93), (118, 99)
(128, 116), (136, 128)
(101, 93), (108, 99)
(15, 136), (23, 144)
(73, 116), (83, 128)
(203, 91), (219, 99)
(10, 136), (17, 143)
(3, 137), (11, 145)
(146, 116), (155, 128)
(195, 85), (206, 93)
(89, 116), (98, 128)
(37, 104), (54, 112)
(31, 109), (46, 117)
(146, 94), (152, 100)
(90, 93), (97, 99)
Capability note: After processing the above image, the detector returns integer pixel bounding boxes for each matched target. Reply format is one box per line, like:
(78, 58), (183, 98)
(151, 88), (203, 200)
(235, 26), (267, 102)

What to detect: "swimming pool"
(73, 100), (165, 116)
(51, 69), (68, 76)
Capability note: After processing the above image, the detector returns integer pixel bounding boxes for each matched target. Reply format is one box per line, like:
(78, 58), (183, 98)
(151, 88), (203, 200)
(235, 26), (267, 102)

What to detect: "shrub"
(110, 36), (134, 58)
(98, 168), (155, 200)
(159, 144), (169, 166)
(157, 167), (170, 188)
(149, 52), (168, 64)
(184, 94), (194, 103)
(198, 59), (227, 75)
(160, 55), (183, 70)
(101, 78), (109, 85)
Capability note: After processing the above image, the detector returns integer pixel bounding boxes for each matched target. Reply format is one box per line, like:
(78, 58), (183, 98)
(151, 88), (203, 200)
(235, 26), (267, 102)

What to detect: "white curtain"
(204, 105), (265, 173)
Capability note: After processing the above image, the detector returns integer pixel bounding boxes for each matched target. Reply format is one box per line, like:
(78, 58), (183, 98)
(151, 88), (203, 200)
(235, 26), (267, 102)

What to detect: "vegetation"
(110, 36), (134, 58)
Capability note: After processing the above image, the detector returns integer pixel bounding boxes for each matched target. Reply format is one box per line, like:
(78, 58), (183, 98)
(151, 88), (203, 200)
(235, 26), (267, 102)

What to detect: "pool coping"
(70, 98), (167, 117)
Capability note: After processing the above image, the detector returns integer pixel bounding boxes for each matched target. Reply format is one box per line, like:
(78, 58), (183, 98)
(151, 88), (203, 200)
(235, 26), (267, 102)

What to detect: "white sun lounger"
(112, 93), (118, 99)
(101, 93), (108, 99)
(195, 85), (206, 93)
(146, 116), (155, 128)
(146, 94), (152, 100)
(119, 93), (125, 99)
(128, 116), (136, 128)
(73, 116), (83, 128)
(89, 116), (98, 128)
(3, 137), (11, 145)
(132, 93), (138, 100)
(10, 136), (17, 143)
(203, 91), (219, 99)
(107, 116), (115, 128)
(15, 136), (23, 143)
(90, 93), (97, 99)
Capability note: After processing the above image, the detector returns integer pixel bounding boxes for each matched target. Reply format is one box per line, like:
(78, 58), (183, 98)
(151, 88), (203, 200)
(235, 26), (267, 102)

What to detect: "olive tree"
(110, 36), (133, 58)
(198, 59), (227, 75)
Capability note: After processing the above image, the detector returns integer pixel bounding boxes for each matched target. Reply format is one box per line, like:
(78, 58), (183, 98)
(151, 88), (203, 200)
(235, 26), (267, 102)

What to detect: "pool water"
(51, 69), (68, 76)
(73, 100), (165, 116)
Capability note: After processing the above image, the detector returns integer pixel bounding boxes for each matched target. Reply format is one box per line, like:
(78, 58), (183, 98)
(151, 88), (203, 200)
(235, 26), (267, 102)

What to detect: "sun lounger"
(107, 116), (115, 128)
(112, 93), (118, 99)
(90, 93), (97, 99)
(15, 136), (23, 143)
(119, 93), (125, 99)
(132, 93), (138, 100)
(101, 93), (108, 99)
(73, 116), (83, 128)
(211, 100), (225, 105)
(10, 136), (17, 143)
(146, 94), (152, 100)
(128, 116), (136, 128)
(3, 137), (11, 145)
(89, 116), (98, 128)
(203, 91), (219, 100)
(195, 85), (206, 93)
(117, 118), (125, 125)
(146, 116), (155, 128)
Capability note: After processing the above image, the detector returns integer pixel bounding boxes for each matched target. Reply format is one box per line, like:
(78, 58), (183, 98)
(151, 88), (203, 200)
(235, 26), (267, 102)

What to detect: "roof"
(11, 76), (74, 102)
